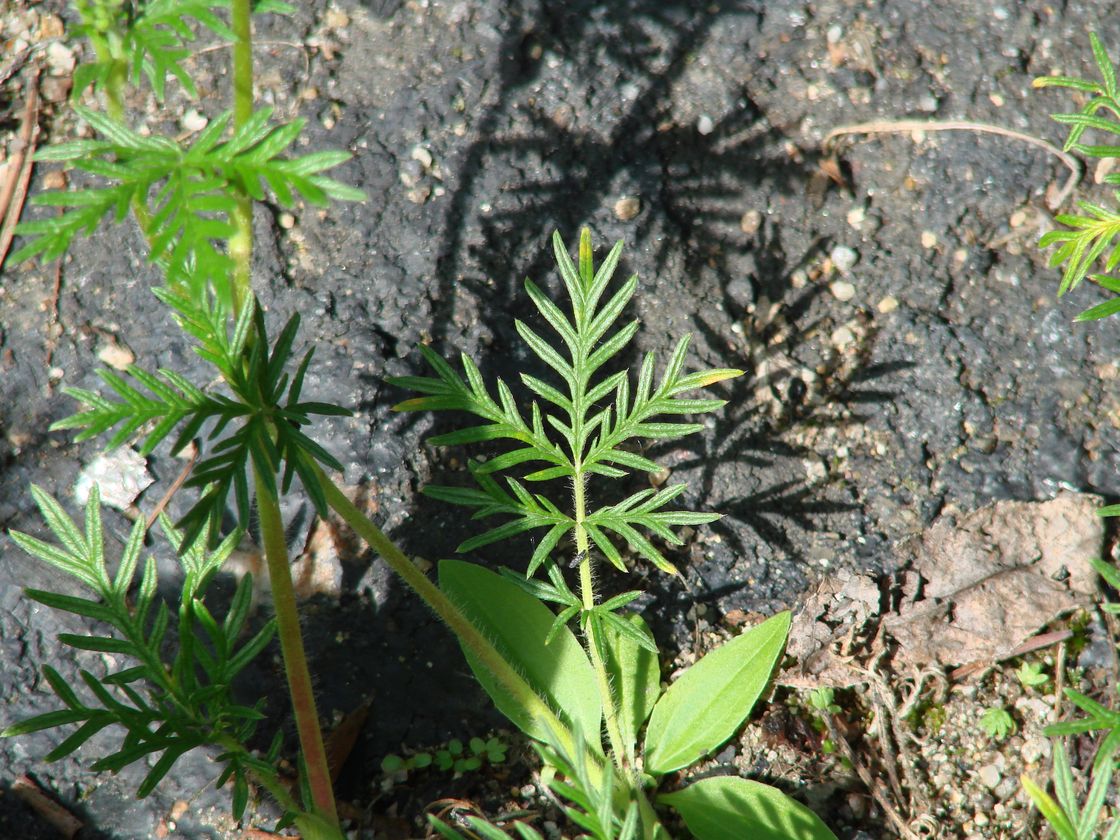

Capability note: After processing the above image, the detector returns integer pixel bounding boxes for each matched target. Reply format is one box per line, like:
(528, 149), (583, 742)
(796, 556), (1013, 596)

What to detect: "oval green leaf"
(439, 559), (601, 746)
(643, 611), (790, 775)
(601, 613), (660, 755)
(660, 776), (837, 840)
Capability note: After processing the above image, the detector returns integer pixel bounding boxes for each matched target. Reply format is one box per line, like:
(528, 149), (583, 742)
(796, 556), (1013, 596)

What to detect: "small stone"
(830, 325), (854, 348)
(410, 145), (433, 169)
(399, 159), (423, 187)
(919, 94), (939, 113)
(38, 14), (65, 39)
(406, 185), (431, 205)
(921, 230), (938, 249)
(876, 295), (899, 314)
(697, 114), (715, 135)
(846, 206), (866, 229)
(39, 75), (71, 103)
(75, 447), (153, 510)
(325, 7), (350, 28)
(1096, 157), (1118, 184)
(181, 109), (208, 132)
(278, 212), (296, 230)
(97, 340), (135, 370)
(740, 209), (762, 235)
(978, 764), (1002, 789)
(614, 196), (640, 221)
(826, 24), (843, 45)
(650, 466), (671, 487)
(45, 41), (75, 75)
(1009, 209), (1027, 228)
(989, 92), (1005, 108)
(1021, 735), (1050, 765)
(43, 170), (67, 190)
(829, 280), (856, 302)
(830, 245), (858, 273)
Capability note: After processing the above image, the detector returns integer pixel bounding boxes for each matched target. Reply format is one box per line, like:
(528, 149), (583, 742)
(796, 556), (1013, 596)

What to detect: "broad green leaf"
(438, 560), (600, 746)
(601, 613), (659, 756)
(660, 776), (837, 840)
(643, 611), (790, 774)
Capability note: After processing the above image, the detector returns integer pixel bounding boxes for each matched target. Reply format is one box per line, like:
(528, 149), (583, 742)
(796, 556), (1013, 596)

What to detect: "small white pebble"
(740, 209), (762, 235)
(978, 764), (1002, 789)
(325, 7), (350, 28)
(830, 325), (854, 348)
(278, 212), (296, 230)
(876, 295), (898, 314)
(830, 245), (859, 273)
(181, 109), (208, 133)
(97, 341), (135, 370)
(614, 196), (641, 221)
(697, 114), (715, 135)
(921, 230), (938, 249)
(829, 280), (856, 302)
(846, 206), (866, 229)
(410, 145), (433, 169)
(826, 24), (843, 44)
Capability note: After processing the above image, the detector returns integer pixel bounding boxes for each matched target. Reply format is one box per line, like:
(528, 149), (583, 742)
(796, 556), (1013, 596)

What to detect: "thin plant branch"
(823, 119), (1082, 210)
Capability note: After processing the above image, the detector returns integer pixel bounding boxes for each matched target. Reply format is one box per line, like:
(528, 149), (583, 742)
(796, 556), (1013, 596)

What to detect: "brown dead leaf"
(326, 700), (371, 783)
(781, 492), (1103, 687)
(782, 569), (882, 688)
(884, 491), (1101, 670)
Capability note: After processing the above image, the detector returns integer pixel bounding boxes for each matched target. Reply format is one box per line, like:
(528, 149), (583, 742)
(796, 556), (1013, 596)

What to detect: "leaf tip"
(696, 369), (743, 387)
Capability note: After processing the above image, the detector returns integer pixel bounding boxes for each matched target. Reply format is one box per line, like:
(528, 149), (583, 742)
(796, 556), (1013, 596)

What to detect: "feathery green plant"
(395, 230), (837, 840)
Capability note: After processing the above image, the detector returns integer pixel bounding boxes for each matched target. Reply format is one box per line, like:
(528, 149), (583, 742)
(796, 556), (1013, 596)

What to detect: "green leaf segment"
(11, 105), (362, 309)
(3, 486), (295, 821)
(1035, 33), (1120, 321)
(391, 228), (740, 577)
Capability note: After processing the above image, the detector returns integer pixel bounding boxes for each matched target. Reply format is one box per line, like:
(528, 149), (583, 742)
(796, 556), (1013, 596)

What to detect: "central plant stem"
(227, 0), (337, 827)
(572, 469), (630, 774)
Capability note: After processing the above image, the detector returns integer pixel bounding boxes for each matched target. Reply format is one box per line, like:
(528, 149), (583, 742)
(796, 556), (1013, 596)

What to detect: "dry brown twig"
(823, 119), (1082, 211)
(0, 65), (41, 269)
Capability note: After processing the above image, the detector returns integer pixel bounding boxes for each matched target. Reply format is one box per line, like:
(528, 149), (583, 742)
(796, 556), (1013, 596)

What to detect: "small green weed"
(1015, 661), (1049, 690)
(382, 736), (509, 777)
(979, 707), (1016, 741)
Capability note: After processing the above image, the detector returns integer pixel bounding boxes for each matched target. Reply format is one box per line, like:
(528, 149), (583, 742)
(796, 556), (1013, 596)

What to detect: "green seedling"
(1016, 662), (1049, 690)
(979, 707), (1016, 741)
(382, 736), (508, 777)
(805, 688), (841, 754)
(397, 230), (837, 839)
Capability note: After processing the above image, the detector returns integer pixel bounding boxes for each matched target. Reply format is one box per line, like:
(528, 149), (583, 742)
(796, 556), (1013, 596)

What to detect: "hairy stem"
(573, 471), (630, 775)
(253, 470), (339, 826)
(318, 470), (599, 778)
(228, 0), (254, 314)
